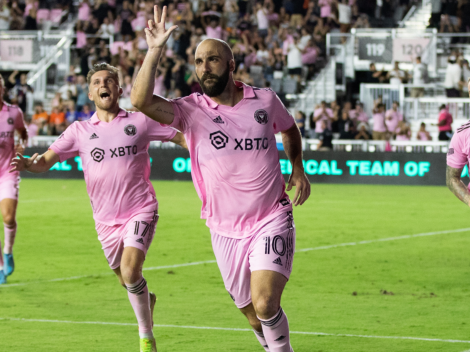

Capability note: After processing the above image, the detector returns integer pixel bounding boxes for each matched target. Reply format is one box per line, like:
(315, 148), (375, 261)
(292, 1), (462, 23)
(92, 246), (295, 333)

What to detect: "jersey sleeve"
(145, 115), (178, 141)
(14, 106), (25, 130)
(168, 95), (198, 133)
(447, 131), (468, 168)
(48, 123), (79, 162)
(272, 93), (296, 133)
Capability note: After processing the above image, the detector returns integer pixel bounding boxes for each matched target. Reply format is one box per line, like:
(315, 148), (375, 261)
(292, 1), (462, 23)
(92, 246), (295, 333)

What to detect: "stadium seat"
(50, 9), (63, 24)
(270, 79), (282, 93)
(36, 9), (50, 23)
(282, 79), (298, 94)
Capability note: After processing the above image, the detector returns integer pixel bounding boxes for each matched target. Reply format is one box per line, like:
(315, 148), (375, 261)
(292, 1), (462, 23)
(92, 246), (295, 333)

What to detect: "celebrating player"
(0, 75), (27, 285)
(131, 6), (310, 351)
(446, 79), (470, 204)
(10, 63), (187, 352)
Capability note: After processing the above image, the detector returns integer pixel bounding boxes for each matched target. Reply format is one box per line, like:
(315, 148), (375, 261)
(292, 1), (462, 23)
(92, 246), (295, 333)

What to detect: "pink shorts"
(211, 211), (296, 309)
(0, 176), (20, 202)
(95, 210), (159, 269)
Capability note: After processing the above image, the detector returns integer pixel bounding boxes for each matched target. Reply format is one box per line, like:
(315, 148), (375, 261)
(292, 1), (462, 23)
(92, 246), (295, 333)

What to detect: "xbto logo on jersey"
(7, 117), (14, 125)
(0, 131), (14, 138)
(124, 124), (137, 136)
(235, 138), (269, 150)
(91, 148), (105, 162)
(254, 109), (268, 125)
(210, 131), (229, 149)
(110, 145), (138, 158)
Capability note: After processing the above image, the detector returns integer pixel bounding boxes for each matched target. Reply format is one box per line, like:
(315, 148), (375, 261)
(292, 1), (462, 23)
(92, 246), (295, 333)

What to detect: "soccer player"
(131, 7), (310, 351)
(10, 63), (187, 352)
(0, 74), (27, 284)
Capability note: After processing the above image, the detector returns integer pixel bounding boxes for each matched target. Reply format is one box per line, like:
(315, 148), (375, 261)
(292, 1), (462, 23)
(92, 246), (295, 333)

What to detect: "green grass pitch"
(1, 179), (470, 352)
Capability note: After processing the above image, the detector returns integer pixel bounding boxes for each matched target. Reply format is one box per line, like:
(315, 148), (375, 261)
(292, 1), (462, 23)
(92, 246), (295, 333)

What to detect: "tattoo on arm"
(446, 165), (470, 206)
(155, 106), (174, 116)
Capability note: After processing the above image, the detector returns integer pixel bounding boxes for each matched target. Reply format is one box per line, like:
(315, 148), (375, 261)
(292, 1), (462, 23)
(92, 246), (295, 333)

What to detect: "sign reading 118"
(366, 43), (385, 56)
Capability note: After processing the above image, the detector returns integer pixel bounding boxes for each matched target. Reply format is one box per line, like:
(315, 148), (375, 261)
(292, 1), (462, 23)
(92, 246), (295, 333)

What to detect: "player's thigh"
(211, 230), (252, 309)
(248, 212), (296, 313)
(0, 198), (18, 224)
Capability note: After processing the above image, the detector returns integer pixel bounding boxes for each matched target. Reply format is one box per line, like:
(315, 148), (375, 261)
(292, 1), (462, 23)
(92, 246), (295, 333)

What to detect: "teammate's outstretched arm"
(281, 123), (311, 206)
(131, 5), (178, 125)
(171, 131), (188, 150)
(446, 165), (470, 206)
(9, 150), (60, 174)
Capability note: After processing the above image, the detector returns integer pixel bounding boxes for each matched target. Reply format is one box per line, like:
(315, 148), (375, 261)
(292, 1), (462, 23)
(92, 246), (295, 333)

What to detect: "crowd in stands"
(0, 0), (423, 139)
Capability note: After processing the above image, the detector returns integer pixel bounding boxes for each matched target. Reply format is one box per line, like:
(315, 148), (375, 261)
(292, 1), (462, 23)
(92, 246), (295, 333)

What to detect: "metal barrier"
(304, 139), (449, 153)
(403, 97), (470, 120)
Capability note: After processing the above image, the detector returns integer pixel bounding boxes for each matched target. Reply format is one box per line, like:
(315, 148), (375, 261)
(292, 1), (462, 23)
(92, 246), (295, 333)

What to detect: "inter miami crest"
(7, 117), (14, 125)
(254, 109), (268, 125)
(124, 124), (137, 136)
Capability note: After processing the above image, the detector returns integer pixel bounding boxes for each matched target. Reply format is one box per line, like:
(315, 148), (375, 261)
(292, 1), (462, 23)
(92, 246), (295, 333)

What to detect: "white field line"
(0, 317), (469, 344)
(2, 227), (469, 288)
(21, 197), (84, 204)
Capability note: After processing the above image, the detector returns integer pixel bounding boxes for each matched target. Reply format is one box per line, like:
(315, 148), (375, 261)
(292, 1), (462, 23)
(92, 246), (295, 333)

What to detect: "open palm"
(145, 6), (178, 50)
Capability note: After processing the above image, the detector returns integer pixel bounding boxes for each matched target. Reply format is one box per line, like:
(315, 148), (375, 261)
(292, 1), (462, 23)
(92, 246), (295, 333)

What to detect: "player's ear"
(229, 59), (235, 73)
(118, 87), (123, 97)
(88, 91), (94, 102)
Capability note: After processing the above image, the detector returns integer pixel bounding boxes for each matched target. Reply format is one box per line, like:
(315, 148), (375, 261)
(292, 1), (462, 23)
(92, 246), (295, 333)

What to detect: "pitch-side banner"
(21, 149), (463, 186)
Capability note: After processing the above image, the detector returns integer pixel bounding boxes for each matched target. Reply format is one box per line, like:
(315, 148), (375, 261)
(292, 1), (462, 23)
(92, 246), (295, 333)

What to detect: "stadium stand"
(0, 0), (467, 153)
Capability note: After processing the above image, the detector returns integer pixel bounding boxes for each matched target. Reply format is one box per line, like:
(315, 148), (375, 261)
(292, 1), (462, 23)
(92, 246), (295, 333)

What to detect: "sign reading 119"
(366, 43), (385, 57)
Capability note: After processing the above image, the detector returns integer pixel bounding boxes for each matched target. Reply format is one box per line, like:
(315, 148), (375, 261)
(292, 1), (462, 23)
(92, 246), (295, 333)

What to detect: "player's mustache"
(201, 74), (219, 82)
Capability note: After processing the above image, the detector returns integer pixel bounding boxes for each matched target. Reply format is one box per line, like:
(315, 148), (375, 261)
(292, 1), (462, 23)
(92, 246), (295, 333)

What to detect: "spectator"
(437, 104), (453, 140)
(295, 111), (306, 137)
(65, 101), (79, 125)
(313, 101), (334, 137)
(338, 0), (352, 41)
(460, 59), (470, 96)
(202, 11), (223, 40)
(58, 76), (78, 101)
(444, 55), (462, 97)
(411, 56), (428, 98)
(385, 101), (404, 138)
(287, 35), (303, 82)
(77, 104), (94, 121)
(317, 120), (333, 151)
(355, 122), (372, 140)
(76, 75), (91, 112)
(387, 61), (407, 85)
(372, 103), (387, 140)
(416, 122), (432, 141)
(349, 102), (369, 123)
(8, 71), (33, 113)
(256, 2), (269, 38)
(49, 106), (66, 135)
(365, 63), (386, 83)
(32, 103), (49, 125)
(25, 116), (38, 147)
(395, 121), (411, 141)
(338, 110), (356, 139)
(0, 0), (10, 31)
(24, 6), (37, 30)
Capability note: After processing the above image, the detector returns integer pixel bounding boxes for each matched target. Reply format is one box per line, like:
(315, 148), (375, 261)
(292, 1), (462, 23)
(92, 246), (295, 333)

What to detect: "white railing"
(404, 97), (470, 120)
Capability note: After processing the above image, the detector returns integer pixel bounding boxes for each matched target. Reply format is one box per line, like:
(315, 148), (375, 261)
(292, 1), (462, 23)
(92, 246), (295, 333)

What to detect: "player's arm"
(281, 123), (311, 206)
(130, 6), (178, 125)
(10, 150), (60, 174)
(446, 165), (470, 206)
(170, 131), (188, 150)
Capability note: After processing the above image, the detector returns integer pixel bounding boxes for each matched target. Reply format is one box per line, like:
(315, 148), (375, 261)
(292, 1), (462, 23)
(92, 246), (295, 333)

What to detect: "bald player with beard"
(131, 6), (310, 352)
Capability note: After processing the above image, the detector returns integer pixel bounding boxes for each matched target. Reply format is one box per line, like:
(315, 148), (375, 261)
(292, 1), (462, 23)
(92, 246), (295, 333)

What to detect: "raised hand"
(10, 152), (38, 172)
(144, 6), (178, 50)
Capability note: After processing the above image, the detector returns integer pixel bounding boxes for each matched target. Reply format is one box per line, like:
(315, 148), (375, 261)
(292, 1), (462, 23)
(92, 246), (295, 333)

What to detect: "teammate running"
(131, 7), (310, 351)
(10, 63), (187, 352)
(0, 74), (27, 285)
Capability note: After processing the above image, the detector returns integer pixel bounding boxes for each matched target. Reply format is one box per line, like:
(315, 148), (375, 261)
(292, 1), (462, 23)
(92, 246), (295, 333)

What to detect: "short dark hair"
(86, 63), (119, 85)
(393, 101), (399, 106)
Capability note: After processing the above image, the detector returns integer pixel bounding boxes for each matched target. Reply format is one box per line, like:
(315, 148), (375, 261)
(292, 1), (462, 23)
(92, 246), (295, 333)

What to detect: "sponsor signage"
(21, 149), (464, 186)
(392, 37), (430, 63)
(0, 40), (33, 62)
(358, 37), (393, 63)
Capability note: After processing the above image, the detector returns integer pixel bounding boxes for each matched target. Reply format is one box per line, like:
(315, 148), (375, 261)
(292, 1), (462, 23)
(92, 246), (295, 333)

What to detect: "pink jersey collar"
(201, 81), (256, 108)
(1, 102), (11, 112)
(90, 108), (129, 124)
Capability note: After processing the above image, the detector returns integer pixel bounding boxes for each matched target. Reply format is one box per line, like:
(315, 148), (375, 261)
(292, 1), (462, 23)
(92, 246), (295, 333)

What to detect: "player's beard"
(94, 93), (118, 111)
(197, 63), (230, 97)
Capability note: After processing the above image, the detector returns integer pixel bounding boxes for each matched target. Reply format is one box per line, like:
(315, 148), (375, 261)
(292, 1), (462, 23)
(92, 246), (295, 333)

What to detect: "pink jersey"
(385, 109), (403, 132)
(349, 110), (369, 123)
(0, 103), (25, 180)
(438, 109), (453, 132)
(49, 109), (177, 226)
(313, 107), (333, 133)
(447, 121), (470, 174)
(168, 82), (295, 238)
(372, 112), (387, 132)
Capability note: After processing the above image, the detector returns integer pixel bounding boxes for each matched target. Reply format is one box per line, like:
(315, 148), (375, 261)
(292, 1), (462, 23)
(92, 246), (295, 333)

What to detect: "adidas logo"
(213, 116), (224, 124)
(274, 335), (286, 341)
(136, 238), (144, 245)
(90, 133), (99, 140)
(273, 257), (282, 266)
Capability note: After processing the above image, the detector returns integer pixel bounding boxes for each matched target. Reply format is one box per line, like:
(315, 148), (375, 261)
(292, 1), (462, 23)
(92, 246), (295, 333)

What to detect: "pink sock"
(0, 239), (3, 268)
(4, 223), (17, 254)
(258, 308), (294, 352)
(126, 277), (153, 338)
(253, 329), (270, 351)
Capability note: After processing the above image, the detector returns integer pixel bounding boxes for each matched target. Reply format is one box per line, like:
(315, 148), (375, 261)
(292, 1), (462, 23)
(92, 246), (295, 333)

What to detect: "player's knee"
(120, 264), (141, 285)
(3, 217), (16, 228)
(253, 296), (280, 319)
